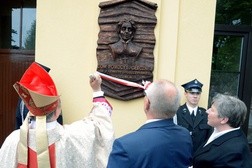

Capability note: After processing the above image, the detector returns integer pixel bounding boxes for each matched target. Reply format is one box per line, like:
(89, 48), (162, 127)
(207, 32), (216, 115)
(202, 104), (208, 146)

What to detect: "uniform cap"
(181, 79), (203, 93)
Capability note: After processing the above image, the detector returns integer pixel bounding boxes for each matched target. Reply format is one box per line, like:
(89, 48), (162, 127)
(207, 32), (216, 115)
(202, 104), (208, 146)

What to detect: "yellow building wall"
(35, 0), (216, 137)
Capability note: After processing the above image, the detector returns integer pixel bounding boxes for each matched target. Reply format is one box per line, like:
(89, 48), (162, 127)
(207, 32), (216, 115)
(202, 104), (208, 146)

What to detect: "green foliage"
(11, 29), (17, 43)
(24, 20), (36, 50)
(216, 0), (252, 25)
(212, 35), (242, 71)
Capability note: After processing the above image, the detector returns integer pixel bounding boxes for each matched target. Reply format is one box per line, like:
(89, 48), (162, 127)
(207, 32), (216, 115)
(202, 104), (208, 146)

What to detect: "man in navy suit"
(193, 94), (252, 167)
(107, 80), (193, 168)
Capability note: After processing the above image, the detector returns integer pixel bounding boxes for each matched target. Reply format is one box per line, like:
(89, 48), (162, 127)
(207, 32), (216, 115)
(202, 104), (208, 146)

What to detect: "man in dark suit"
(107, 80), (193, 168)
(193, 94), (252, 168)
(175, 79), (212, 154)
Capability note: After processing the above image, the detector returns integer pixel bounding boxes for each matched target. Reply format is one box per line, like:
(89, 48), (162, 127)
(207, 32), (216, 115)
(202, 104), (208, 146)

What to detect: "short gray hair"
(211, 94), (247, 128)
(146, 80), (181, 118)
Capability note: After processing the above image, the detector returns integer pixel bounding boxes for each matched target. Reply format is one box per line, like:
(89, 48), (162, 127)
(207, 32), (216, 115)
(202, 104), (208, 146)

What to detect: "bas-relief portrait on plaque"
(96, 0), (158, 100)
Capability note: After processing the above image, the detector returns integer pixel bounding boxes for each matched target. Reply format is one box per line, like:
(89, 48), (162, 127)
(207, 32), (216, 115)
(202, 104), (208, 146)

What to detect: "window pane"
(22, 8), (36, 50)
(215, 0), (252, 26)
(0, 1), (36, 49)
(209, 35), (243, 105)
(209, 71), (240, 104)
(11, 8), (21, 49)
(212, 35), (243, 71)
(0, 4), (20, 49)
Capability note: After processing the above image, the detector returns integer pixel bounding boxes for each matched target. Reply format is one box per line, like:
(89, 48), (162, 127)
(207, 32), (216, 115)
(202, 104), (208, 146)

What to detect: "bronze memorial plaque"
(96, 0), (157, 100)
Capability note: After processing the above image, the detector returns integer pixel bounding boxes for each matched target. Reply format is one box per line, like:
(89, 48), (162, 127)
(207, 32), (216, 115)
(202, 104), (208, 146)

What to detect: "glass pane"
(212, 35), (243, 71)
(0, 1), (36, 49)
(22, 8), (36, 50)
(11, 8), (21, 49)
(216, 0), (252, 26)
(0, 3), (20, 49)
(208, 72), (240, 105)
(208, 35), (243, 105)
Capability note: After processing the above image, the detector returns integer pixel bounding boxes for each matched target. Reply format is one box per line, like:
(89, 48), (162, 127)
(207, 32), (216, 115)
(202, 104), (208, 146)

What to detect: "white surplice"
(0, 102), (114, 168)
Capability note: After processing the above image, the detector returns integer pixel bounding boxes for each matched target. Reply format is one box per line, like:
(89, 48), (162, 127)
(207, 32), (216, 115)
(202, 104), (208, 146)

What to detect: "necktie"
(191, 110), (195, 122)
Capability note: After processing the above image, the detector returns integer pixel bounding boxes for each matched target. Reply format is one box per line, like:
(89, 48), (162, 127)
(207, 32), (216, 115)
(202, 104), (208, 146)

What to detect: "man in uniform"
(176, 79), (212, 154)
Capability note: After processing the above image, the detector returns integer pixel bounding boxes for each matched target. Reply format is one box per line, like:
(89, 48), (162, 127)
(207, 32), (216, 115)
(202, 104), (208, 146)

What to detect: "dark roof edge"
(99, 0), (158, 10)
